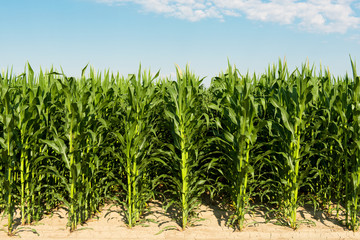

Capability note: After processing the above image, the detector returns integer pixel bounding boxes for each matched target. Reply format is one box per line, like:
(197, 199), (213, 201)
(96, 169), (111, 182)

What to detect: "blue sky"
(1, 0), (360, 85)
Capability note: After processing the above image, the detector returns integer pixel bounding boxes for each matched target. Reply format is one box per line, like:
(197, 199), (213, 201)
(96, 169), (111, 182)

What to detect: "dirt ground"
(1, 202), (359, 240)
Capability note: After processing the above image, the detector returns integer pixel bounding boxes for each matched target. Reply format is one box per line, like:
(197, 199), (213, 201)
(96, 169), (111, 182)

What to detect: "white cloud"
(96, 0), (360, 33)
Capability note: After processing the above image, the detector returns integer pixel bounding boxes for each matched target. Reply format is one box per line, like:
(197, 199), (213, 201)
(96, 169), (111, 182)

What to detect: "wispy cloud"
(96, 0), (360, 33)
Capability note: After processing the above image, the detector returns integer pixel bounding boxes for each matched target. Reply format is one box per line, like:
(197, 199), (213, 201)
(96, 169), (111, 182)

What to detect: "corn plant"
(210, 65), (262, 230)
(347, 59), (360, 230)
(12, 64), (45, 225)
(162, 66), (211, 230)
(32, 68), (64, 220)
(108, 68), (160, 227)
(0, 76), (18, 235)
(266, 61), (316, 228)
(307, 68), (348, 217)
(41, 70), (106, 231)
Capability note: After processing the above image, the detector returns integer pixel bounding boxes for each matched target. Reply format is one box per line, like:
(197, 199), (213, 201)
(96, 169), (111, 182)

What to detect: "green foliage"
(210, 63), (262, 230)
(159, 66), (212, 230)
(107, 67), (160, 228)
(0, 59), (360, 234)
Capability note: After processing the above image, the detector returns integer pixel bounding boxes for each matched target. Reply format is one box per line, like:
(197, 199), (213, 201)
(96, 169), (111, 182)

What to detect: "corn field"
(1, 60), (360, 235)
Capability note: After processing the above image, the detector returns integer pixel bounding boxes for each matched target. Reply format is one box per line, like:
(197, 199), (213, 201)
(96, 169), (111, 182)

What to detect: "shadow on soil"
(300, 203), (348, 230)
(99, 195), (350, 233)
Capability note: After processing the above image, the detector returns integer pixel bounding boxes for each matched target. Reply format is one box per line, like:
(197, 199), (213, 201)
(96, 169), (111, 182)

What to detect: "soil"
(1, 201), (359, 240)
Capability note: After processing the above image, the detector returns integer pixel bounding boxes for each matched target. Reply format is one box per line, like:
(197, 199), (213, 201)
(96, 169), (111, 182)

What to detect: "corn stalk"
(347, 59), (360, 231)
(162, 66), (211, 230)
(267, 61), (315, 229)
(109, 68), (160, 227)
(210, 64), (261, 230)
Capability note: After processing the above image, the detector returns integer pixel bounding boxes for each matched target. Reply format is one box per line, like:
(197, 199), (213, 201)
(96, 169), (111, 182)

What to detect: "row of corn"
(0, 60), (359, 236)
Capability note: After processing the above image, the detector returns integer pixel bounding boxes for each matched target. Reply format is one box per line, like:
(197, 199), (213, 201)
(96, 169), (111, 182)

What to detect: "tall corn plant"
(15, 64), (47, 226)
(0, 73), (19, 235)
(267, 62), (315, 229)
(109, 68), (160, 228)
(0, 66), (53, 233)
(81, 68), (112, 222)
(162, 66), (210, 230)
(310, 68), (348, 218)
(17, 75), (34, 226)
(331, 77), (352, 220)
(347, 59), (360, 230)
(41, 71), (104, 231)
(33, 68), (65, 219)
(210, 65), (261, 230)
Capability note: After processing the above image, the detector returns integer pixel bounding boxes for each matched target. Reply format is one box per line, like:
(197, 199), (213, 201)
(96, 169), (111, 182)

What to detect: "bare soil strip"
(1, 202), (359, 240)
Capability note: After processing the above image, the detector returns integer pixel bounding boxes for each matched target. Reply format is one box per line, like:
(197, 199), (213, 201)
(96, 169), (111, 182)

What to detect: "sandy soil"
(1, 202), (359, 240)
